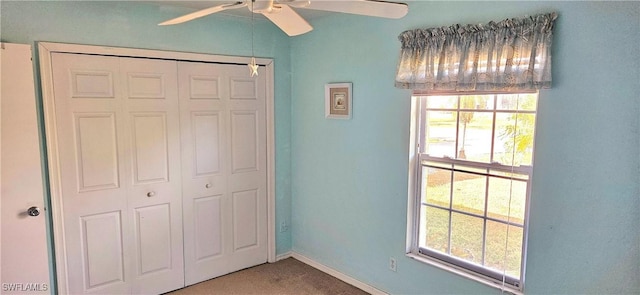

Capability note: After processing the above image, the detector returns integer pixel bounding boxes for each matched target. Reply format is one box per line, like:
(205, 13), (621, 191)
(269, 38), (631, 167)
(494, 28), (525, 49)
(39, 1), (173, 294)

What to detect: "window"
(408, 92), (537, 291)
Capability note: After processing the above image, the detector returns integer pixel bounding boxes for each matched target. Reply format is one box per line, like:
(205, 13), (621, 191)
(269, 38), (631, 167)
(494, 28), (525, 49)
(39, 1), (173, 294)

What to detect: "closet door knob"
(27, 206), (41, 217)
(147, 191), (156, 197)
(205, 183), (212, 189)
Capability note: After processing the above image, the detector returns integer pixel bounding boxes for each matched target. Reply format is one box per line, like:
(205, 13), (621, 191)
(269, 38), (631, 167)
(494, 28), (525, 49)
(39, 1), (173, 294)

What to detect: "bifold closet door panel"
(51, 53), (131, 295)
(223, 63), (268, 270)
(178, 62), (268, 286)
(178, 62), (230, 285)
(119, 57), (185, 294)
(50, 53), (184, 294)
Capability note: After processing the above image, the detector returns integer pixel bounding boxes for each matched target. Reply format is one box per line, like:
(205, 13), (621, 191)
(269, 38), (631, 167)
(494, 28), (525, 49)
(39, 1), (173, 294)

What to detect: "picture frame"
(325, 82), (352, 119)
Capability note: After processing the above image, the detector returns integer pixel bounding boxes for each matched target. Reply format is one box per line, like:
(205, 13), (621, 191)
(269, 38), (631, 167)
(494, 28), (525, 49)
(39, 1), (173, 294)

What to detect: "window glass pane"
(452, 172), (486, 216)
(494, 113), (536, 166)
(426, 110), (457, 158)
(456, 112), (493, 163)
(421, 206), (450, 253)
(459, 95), (492, 110)
(487, 177), (527, 225)
(496, 94), (520, 111)
(485, 221), (524, 278)
(494, 113), (514, 165)
(427, 95), (458, 109)
(423, 166), (451, 208)
(517, 93), (537, 111)
(515, 113), (535, 166)
(450, 213), (483, 264)
(506, 226), (523, 278)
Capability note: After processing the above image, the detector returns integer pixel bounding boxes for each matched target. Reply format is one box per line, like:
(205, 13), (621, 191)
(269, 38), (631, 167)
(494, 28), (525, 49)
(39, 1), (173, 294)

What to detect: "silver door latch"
(27, 206), (40, 217)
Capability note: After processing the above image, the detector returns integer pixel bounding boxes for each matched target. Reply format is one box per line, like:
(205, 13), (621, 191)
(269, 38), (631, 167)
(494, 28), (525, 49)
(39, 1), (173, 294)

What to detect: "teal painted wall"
(290, 1), (639, 294)
(0, 0), (293, 274)
(2, 0), (640, 294)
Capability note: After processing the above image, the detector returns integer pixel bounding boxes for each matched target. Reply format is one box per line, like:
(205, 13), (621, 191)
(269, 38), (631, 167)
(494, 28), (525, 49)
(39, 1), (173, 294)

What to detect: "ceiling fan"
(159, 0), (409, 36)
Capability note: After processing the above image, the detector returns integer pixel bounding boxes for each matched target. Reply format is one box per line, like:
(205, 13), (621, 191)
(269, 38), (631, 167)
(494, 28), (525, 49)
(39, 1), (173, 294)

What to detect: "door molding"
(38, 42), (277, 294)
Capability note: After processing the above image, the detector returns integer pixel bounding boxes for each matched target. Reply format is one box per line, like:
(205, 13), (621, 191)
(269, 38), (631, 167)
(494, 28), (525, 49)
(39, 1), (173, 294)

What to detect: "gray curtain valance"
(395, 12), (557, 91)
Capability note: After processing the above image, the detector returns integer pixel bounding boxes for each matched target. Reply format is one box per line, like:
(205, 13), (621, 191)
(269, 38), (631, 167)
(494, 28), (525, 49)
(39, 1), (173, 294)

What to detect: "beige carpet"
(167, 258), (370, 295)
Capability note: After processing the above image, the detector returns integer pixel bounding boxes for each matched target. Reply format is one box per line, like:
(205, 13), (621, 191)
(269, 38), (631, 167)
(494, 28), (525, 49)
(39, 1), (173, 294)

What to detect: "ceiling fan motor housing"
(250, 0), (275, 13)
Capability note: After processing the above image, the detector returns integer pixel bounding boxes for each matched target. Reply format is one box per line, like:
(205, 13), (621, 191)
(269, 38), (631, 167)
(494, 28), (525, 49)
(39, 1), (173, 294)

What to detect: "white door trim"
(38, 42), (277, 294)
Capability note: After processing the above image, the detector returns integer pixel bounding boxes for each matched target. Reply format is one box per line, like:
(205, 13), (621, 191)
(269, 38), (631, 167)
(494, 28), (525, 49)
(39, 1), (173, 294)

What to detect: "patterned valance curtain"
(395, 12), (557, 91)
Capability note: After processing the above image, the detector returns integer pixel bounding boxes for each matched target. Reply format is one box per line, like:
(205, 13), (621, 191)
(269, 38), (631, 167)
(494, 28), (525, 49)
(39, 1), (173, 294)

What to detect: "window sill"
(405, 253), (523, 295)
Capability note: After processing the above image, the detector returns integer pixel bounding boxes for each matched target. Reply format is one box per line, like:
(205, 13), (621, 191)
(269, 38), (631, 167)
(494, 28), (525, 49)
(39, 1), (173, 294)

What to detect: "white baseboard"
(290, 252), (388, 295)
(275, 251), (292, 262)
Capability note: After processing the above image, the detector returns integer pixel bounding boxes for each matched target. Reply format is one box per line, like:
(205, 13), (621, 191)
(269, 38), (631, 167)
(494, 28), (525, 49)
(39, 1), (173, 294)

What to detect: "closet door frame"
(38, 42), (277, 294)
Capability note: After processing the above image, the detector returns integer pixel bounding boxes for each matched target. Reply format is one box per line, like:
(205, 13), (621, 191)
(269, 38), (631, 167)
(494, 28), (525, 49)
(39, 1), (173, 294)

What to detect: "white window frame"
(406, 91), (537, 294)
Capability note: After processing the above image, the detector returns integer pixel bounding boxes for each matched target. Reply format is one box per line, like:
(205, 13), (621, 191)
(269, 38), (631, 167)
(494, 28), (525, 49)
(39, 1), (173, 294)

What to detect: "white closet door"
(50, 53), (184, 294)
(179, 62), (267, 285)
(51, 53), (131, 295)
(119, 57), (184, 294)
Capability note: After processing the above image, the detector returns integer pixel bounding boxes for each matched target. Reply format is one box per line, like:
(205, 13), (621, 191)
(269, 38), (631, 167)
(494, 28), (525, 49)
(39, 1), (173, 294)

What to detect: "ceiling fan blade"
(301, 0), (408, 19)
(261, 5), (313, 36)
(159, 1), (247, 26)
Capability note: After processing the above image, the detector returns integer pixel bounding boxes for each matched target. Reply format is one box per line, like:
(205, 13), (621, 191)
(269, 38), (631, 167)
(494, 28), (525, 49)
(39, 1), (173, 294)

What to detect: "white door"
(0, 43), (51, 294)
(50, 53), (184, 294)
(119, 57), (184, 294)
(178, 61), (268, 285)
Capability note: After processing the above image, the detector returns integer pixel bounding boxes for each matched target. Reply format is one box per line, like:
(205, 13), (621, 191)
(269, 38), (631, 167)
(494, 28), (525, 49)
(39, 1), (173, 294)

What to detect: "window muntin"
(412, 93), (537, 289)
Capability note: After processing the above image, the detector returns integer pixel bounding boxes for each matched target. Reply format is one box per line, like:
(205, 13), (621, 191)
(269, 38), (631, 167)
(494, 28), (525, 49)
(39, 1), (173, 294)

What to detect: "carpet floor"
(167, 258), (370, 295)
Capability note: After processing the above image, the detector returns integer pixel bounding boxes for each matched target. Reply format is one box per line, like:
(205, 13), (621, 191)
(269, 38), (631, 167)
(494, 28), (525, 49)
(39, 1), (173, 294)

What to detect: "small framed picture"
(325, 82), (352, 119)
